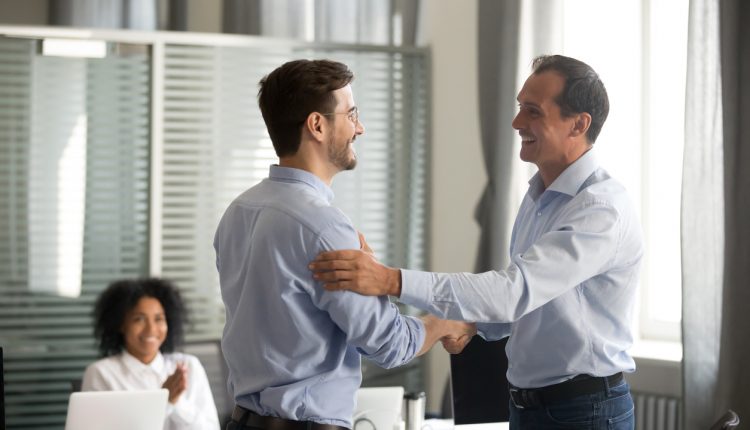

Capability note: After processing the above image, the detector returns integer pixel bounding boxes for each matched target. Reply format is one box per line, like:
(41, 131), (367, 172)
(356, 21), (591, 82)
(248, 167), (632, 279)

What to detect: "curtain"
(716, 0), (750, 424)
(49, 0), (158, 29)
(448, 0), (521, 424)
(682, 0), (750, 427)
(223, 0), (419, 45)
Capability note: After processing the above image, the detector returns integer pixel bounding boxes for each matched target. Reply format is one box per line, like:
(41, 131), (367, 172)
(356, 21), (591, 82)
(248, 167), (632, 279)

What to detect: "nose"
(143, 319), (155, 334)
(355, 118), (365, 135)
(511, 111), (523, 130)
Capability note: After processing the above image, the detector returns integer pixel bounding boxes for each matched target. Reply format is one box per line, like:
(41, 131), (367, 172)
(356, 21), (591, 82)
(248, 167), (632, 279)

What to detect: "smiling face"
(512, 71), (581, 175)
(121, 296), (167, 364)
(326, 85), (365, 172)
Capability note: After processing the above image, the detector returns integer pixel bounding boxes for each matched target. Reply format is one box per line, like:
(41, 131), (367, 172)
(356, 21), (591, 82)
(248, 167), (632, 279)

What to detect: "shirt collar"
(528, 148), (599, 199)
(121, 349), (165, 374)
(269, 165), (334, 204)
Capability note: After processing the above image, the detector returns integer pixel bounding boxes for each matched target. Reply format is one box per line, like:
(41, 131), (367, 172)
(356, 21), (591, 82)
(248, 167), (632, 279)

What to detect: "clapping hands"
(162, 361), (188, 404)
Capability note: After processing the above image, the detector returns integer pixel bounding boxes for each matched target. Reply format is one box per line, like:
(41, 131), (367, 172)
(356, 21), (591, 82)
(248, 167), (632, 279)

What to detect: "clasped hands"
(430, 315), (477, 355)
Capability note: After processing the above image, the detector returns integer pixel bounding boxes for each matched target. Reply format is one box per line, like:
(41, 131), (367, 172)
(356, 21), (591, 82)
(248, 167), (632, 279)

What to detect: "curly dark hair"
(531, 55), (610, 144)
(258, 59), (354, 157)
(93, 278), (188, 357)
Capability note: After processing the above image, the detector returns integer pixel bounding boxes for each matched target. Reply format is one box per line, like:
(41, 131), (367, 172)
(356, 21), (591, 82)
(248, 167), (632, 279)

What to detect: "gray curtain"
(473, 0), (520, 272)
(717, 0), (750, 424)
(447, 0), (520, 424)
(49, 0), (158, 30)
(682, 0), (750, 427)
(681, 0), (724, 427)
(224, 0), (418, 45)
(222, 0), (261, 35)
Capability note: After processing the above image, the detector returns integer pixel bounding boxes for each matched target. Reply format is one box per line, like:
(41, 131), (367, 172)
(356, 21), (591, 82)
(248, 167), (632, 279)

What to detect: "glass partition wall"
(0, 28), (430, 429)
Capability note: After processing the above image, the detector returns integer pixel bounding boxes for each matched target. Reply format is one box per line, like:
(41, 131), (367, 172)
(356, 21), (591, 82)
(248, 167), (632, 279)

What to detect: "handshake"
(422, 315), (477, 355)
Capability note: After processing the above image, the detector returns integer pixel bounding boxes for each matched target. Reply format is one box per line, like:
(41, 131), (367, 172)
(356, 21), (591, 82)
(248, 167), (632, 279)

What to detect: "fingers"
(163, 363), (189, 404)
(322, 281), (355, 291)
(441, 334), (472, 354)
(313, 250), (361, 262)
(358, 231), (374, 254)
(310, 259), (356, 273)
(313, 270), (354, 282)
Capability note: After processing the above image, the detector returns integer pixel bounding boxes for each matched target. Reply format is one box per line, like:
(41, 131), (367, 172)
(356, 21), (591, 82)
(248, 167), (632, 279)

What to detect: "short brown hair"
(532, 55), (609, 143)
(258, 59), (354, 157)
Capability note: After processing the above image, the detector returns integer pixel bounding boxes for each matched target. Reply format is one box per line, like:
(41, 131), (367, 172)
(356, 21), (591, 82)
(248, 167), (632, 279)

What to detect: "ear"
(304, 112), (329, 143)
(570, 112), (592, 138)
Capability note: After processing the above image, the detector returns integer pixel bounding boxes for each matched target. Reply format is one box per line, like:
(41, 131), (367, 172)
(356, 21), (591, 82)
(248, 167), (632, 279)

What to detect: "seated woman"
(82, 278), (220, 430)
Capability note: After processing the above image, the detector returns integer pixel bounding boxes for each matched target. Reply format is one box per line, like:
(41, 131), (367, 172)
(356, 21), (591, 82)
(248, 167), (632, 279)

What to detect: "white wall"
(418, 0), (485, 414)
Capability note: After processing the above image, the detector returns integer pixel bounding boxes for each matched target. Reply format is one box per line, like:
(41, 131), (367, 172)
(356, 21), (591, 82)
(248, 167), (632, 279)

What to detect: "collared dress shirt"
(214, 166), (425, 428)
(81, 350), (220, 430)
(400, 149), (643, 389)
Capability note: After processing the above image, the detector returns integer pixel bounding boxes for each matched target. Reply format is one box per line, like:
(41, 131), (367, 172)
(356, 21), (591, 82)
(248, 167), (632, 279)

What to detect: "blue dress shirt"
(399, 149), (643, 388)
(214, 166), (425, 428)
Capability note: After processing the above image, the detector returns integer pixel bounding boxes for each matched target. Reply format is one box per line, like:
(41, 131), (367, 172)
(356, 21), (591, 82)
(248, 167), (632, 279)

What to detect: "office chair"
(709, 410), (740, 430)
(70, 378), (82, 392)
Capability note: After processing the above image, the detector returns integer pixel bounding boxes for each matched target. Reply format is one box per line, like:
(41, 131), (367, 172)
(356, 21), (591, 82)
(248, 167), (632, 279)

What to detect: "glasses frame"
(321, 106), (359, 124)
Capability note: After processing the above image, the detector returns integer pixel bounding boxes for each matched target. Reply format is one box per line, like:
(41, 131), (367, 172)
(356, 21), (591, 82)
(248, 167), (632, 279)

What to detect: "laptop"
(64, 389), (168, 430)
(354, 386), (404, 430)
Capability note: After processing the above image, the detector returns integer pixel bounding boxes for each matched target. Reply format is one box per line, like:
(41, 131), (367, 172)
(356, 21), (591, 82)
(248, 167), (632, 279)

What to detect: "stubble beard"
(328, 136), (357, 171)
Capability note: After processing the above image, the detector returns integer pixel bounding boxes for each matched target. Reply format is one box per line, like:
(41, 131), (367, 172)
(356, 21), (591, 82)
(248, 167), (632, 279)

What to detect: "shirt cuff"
(398, 269), (435, 311)
(167, 398), (198, 426)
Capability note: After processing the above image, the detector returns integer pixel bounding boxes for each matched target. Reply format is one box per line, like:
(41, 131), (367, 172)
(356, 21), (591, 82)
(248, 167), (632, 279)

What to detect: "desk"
(424, 419), (509, 430)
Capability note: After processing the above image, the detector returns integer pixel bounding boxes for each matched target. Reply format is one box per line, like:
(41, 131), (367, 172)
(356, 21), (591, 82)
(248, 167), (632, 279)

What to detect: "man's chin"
(519, 148), (535, 163)
(344, 158), (357, 171)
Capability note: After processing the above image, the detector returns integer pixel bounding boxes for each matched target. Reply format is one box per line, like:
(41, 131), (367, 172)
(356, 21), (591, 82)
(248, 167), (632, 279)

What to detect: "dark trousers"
(509, 380), (635, 429)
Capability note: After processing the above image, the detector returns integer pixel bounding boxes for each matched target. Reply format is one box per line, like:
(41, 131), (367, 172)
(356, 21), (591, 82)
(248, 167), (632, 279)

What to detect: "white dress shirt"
(399, 149), (643, 388)
(82, 351), (220, 430)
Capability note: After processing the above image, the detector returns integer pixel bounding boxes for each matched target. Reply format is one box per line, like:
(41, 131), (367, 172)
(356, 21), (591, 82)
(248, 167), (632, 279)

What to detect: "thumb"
(358, 231), (373, 254)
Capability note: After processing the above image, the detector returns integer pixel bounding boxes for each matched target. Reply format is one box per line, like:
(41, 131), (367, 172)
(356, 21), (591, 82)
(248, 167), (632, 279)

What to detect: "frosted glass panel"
(0, 37), (150, 429)
(28, 58), (87, 298)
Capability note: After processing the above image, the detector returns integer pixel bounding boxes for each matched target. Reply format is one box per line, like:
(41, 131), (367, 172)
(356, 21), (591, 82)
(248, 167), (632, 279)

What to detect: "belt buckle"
(508, 387), (525, 410)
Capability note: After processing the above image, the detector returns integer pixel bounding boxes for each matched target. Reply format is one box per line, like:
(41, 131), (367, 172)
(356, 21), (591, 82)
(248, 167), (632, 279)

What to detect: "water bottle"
(403, 392), (426, 430)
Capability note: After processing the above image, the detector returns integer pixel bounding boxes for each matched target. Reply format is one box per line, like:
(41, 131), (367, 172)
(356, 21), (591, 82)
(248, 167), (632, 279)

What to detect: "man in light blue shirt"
(214, 59), (475, 430)
(310, 55), (643, 429)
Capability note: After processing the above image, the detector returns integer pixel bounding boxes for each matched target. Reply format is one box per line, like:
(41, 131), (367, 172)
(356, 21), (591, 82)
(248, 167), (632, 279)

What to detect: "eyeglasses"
(321, 107), (359, 124)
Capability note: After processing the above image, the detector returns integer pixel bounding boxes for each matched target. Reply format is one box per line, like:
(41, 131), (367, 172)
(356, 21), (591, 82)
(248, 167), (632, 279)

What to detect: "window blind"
(159, 44), (430, 345)
(0, 32), (430, 429)
(0, 37), (151, 429)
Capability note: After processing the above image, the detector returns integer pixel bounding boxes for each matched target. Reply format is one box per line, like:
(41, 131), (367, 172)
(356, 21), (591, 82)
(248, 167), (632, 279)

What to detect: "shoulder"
(82, 354), (124, 389)
(84, 354), (121, 373)
(572, 169), (635, 213)
(222, 183), (354, 237)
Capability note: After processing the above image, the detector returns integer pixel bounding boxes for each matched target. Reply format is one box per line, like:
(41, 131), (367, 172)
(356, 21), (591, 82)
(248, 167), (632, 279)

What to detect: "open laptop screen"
(65, 389), (168, 430)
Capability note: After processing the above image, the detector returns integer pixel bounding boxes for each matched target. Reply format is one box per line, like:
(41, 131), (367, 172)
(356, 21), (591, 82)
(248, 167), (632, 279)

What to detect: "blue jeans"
(509, 380), (634, 429)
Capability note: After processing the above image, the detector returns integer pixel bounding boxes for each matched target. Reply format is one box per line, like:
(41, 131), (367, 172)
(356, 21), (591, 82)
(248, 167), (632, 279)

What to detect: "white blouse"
(82, 351), (220, 430)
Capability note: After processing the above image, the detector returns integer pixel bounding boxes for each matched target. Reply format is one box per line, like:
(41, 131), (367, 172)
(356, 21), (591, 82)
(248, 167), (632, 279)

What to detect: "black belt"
(509, 372), (625, 409)
(231, 405), (350, 430)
